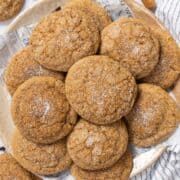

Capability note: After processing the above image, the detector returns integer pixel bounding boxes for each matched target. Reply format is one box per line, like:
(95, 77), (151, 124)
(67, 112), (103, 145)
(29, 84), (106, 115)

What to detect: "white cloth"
(133, 146), (180, 180)
(155, 0), (180, 44)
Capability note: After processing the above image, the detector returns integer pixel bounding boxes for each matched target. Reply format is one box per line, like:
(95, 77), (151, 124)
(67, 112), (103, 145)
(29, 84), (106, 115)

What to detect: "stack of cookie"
(3, 0), (180, 179)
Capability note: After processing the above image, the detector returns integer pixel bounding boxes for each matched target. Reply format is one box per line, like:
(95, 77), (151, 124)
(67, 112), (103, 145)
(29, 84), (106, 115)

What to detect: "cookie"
(142, 30), (180, 89)
(67, 119), (128, 170)
(4, 47), (64, 95)
(0, 0), (24, 21)
(65, 0), (112, 31)
(172, 78), (180, 107)
(65, 55), (137, 125)
(30, 8), (100, 72)
(12, 130), (72, 176)
(71, 150), (133, 180)
(100, 18), (160, 79)
(0, 153), (40, 179)
(142, 0), (156, 9)
(126, 83), (180, 147)
(11, 76), (77, 144)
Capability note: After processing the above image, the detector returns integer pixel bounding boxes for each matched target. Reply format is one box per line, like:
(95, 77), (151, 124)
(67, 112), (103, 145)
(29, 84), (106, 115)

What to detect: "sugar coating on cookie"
(11, 76), (77, 144)
(67, 119), (128, 170)
(71, 150), (133, 180)
(0, 153), (38, 179)
(100, 18), (160, 79)
(65, 0), (112, 31)
(30, 8), (100, 72)
(12, 130), (72, 176)
(65, 56), (137, 125)
(0, 0), (24, 21)
(4, 47), (64, 95)
(142, 30), (180, 89)
(126, 83), (180, 147)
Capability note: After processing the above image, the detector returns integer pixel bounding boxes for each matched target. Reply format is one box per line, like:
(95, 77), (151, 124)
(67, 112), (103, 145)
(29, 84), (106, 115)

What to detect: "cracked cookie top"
(64, 0), (112, 31)
(70, 149), (133, 180)
(11, 76), (77, 144)
(142, 30), (180, 89)
(100, 18), (159, 79)
(5, 46), (64, 95)
(30, 8), (100, 72)
(67, 119), (128, 170)
(65, 55), (137, 125)
(126, 83), (180, 147)
(12, 130), (72, 176)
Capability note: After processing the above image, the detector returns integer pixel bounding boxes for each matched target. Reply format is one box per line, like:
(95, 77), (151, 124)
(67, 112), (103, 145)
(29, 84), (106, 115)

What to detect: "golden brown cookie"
(71, 150), (133, 180)
(11, 76), (77, 144)
(142, 30), (180, 89)
(65, 0), (112, 31)
(65, 55), (137, 125)
(67, 119), (128, 170)
(142, 0), (156, 9)
(126, 83), (180, 147)
(0, 153), (40, 179)
(0, 0), (24, 21)
(30, 8), (100, 72)
(100, 18), (160, 79)
(12, 130), (72, 176)
(4, 47), (64, 95)
(172, 78), (180, 107)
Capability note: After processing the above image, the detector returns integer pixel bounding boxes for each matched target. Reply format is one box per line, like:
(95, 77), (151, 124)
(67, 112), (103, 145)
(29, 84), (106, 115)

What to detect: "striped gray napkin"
(155, 0), (180, 44)
(132, 145), (180, 180)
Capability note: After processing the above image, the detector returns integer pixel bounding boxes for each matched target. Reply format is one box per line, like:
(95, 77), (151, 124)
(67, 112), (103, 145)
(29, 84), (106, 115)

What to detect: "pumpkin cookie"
(126, 84), (180, 147)
(172, 78), (180, 107)
(65, 0), (112, 31)
(0, 153), (40, 179)
(67, 119), (128, 170)
(100, 18), (159, 79)
(11, 76), (77, 144)
(30, 8), (100, 72)
(4, 47), (64, 95)
(65, 56), (137, 125)
(0, 0), (24, 21)
(142, 30), (180, 89)
(71, 150), (133, 180)
(12, 130), (72, 176)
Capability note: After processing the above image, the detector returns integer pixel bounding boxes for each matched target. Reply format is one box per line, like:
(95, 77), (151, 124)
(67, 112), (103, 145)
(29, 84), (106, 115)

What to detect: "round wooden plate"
(0, 0), (170, 178)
